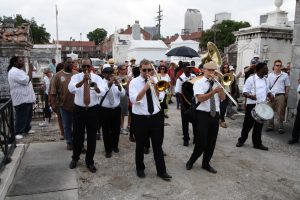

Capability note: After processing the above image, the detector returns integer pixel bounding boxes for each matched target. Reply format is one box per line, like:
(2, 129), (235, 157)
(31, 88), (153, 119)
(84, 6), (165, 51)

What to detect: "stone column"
(0, 43), (32, 97)
(287, 0), (300, 109)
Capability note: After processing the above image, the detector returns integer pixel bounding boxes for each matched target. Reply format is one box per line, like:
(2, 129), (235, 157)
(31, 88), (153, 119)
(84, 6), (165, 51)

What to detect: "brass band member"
(186, 62), (225, 174)
(68, 58), (103, 173)
(175, 62), (196, 146)
(236, 62), (274, 151)
(100, 65), (125, 158)
(129, 59), (172, 181)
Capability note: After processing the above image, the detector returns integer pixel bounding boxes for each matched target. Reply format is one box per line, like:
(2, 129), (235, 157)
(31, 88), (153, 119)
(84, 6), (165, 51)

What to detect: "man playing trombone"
(129, 59), (172, 181)
(186, 61), (225, 174)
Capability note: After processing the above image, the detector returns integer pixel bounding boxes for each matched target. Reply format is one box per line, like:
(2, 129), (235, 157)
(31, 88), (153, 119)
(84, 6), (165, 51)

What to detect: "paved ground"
(5, 102), (300, 200)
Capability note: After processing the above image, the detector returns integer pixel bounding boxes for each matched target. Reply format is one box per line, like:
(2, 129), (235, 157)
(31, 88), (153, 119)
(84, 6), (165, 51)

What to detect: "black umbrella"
(166, 46), (199, 58)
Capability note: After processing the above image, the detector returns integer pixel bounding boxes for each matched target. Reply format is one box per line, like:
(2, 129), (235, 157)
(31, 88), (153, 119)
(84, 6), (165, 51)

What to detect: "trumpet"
(86, 71), (97, 90)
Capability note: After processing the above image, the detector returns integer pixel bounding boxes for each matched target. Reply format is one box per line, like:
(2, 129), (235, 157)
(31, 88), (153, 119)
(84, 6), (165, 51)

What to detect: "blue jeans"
(14, 103), (33, 135)
(60, 107), (73, 145)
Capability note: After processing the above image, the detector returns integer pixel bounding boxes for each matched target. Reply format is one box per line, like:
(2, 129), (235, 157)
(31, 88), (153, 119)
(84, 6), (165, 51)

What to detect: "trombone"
(151, 64), (169, 92)
(211, 71), (238, 107)
(146, 75), (161, 110)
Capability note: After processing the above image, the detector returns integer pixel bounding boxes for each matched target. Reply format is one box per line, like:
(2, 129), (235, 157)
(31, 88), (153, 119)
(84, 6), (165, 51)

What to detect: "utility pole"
(156, 4), (163, 39)
(55, 4), (59, 62)
(80, 33), (83, 58)
(212, 16), (218, 45)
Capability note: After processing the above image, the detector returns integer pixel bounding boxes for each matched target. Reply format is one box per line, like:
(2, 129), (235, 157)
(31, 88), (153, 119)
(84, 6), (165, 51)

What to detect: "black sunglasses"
(82, 65), (91, 68)
(142, 68), (153, 72)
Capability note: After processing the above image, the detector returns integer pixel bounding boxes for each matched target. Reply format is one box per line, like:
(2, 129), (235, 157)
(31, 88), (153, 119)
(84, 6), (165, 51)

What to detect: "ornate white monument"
(234, 0), (293, 73)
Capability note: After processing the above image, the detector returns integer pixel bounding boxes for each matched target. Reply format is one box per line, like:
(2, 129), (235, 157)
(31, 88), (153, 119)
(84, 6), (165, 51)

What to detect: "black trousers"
(181, 106), (197, 142)
(220, 96), (229, 122)
(100, 106), (121, 153)
(188, 111), (219, 167)
(132, 113), (166, 175)
(238, 104), (263, 146)
(292, 100), (300, 141)
(72, 105), (98, 166)
(144, 110), (165, 149)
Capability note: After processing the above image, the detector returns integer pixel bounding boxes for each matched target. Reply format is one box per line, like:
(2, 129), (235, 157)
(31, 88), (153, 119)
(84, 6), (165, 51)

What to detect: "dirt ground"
(23, 103), (300, 200)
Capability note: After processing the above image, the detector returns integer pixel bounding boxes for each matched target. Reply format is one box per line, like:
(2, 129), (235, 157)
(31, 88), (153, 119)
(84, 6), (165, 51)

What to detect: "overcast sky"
(0, 0), (296, 41)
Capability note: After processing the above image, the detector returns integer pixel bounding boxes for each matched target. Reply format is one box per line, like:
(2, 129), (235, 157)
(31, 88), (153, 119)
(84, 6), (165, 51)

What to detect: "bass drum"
(181, 76), (203, 105)
(251, 103), (274, 124)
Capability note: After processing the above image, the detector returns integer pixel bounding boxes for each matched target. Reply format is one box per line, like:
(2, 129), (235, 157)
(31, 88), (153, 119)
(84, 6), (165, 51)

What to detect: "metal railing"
(0, 98), (16, 172)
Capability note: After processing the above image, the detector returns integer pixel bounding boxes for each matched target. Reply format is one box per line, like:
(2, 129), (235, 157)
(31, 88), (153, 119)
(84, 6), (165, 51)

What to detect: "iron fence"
(0, 98), (16, 172)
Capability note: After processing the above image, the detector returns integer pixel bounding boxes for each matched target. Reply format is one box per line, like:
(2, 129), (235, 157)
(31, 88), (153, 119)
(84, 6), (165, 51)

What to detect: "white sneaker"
(120, 128), (128, 135)
(15, 135), (23, 140)
(39, 121), (48, 127)
(28, 130), (35, 134)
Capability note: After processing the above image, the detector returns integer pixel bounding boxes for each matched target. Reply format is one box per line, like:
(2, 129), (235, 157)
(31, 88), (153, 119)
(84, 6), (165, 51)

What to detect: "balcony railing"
(0, 98), (16, 172)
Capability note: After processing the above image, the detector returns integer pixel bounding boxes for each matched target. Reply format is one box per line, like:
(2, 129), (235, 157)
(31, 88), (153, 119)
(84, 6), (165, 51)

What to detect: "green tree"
(87, 28), (107, 45)
(0, 15), (50, 44)
(200, 20), (251, 52)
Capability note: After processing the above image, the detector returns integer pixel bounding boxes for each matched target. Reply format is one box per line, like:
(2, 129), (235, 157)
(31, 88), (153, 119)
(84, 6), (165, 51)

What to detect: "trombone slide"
(213, 78), (238, 107)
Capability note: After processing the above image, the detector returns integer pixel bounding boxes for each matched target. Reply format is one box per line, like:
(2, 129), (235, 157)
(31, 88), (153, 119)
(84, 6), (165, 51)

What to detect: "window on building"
(66, 47), (70, 51)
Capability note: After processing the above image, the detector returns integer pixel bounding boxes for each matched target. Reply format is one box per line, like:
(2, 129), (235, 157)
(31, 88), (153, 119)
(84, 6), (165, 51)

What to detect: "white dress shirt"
(243, 74), (270, 104)
(43, 75), (52, 95)
(8, 67), (36, 106)
(129, 75), (160, 115)
(175, 73), (195, 94)
(101, 79), (125, 108)
(193, 76), (220, 112)
(267, 71), (290, 95)
(68, 72), (105, 107)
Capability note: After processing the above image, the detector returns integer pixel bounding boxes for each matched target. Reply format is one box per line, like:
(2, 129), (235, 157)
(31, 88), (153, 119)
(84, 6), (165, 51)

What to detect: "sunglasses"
(142, 68), (153, 72)
(275, 65), (282, 67)
(82, 65), (91, 68)
(121, 68), (127, 71)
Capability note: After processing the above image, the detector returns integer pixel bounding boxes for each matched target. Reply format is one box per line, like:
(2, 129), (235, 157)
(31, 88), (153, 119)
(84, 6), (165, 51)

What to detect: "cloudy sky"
(0, 0), (296, 41)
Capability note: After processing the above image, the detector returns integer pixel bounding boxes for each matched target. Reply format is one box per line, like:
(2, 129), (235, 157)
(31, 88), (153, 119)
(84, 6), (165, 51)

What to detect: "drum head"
(255, 103), (274, 120)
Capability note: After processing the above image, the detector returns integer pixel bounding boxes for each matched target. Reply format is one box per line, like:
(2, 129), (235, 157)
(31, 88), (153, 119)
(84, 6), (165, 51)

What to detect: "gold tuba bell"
(201, 41), (222, 67)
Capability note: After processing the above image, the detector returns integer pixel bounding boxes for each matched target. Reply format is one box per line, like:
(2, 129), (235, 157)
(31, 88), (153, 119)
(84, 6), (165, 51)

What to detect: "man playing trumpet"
(68, 58), (104, 173)
(100, 65), (125, 158)
(186, 62), (225, 174)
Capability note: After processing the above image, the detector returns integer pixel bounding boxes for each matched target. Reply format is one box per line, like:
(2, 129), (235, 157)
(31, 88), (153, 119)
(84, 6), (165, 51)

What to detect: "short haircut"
(256, 62), (267, 72)
(191, 61), (195, 66)
(273, 59), (282, 66)
(139, 59), (151, 68)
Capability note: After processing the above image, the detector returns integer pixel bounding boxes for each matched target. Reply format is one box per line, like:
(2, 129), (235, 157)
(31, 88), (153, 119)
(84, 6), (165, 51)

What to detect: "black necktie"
(209, 81), (216, 117)
(145, 79), (154, 114)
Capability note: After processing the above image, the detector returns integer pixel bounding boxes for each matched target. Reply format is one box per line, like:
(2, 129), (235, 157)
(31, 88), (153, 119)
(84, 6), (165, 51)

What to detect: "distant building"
(215, 12), (231, 24)
(98, 22), (151, 59)
(56, 40), (97, 58)
(144, 26), (159, 40)
(163, 32), (202, 48)
(184, 9), (203, 34)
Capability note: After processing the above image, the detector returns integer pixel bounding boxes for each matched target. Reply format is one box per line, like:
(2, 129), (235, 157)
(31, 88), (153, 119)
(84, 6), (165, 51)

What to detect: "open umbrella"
(166, 46), (199, 58)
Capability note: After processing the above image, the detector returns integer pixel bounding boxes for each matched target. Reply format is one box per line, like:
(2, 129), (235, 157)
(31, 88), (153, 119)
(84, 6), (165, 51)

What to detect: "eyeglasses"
(82, 65), (91, 68)
(142, 68), (153, 72)
(275, 65), (282, 67)
(121, 68), (127, 71)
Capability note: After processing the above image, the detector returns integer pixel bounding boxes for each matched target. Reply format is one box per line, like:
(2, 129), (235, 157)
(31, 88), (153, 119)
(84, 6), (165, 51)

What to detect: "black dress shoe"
(202, 165), (217, 174)
(253, 144), (269, 151)
(162, 150), (167, 156)
(113, 147), (119, 153)
(69, 160), (77, 169)
(186, 160), (193, 170)
(236, 141), (244, 147)
(183, 140), (189, 147)
(144, 147), (149, 154)
(288, 139), (299, 145)
(87, 164), (97, 173)
(105, 152), (112, 158)
(157, 172), (172, 181)
(137, 170), (145, 178)
(129, 136), (135, 142)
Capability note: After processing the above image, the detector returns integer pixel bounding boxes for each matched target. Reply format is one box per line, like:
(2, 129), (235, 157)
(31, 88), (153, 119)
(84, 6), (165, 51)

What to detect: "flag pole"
(55, 4), (59, 62)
